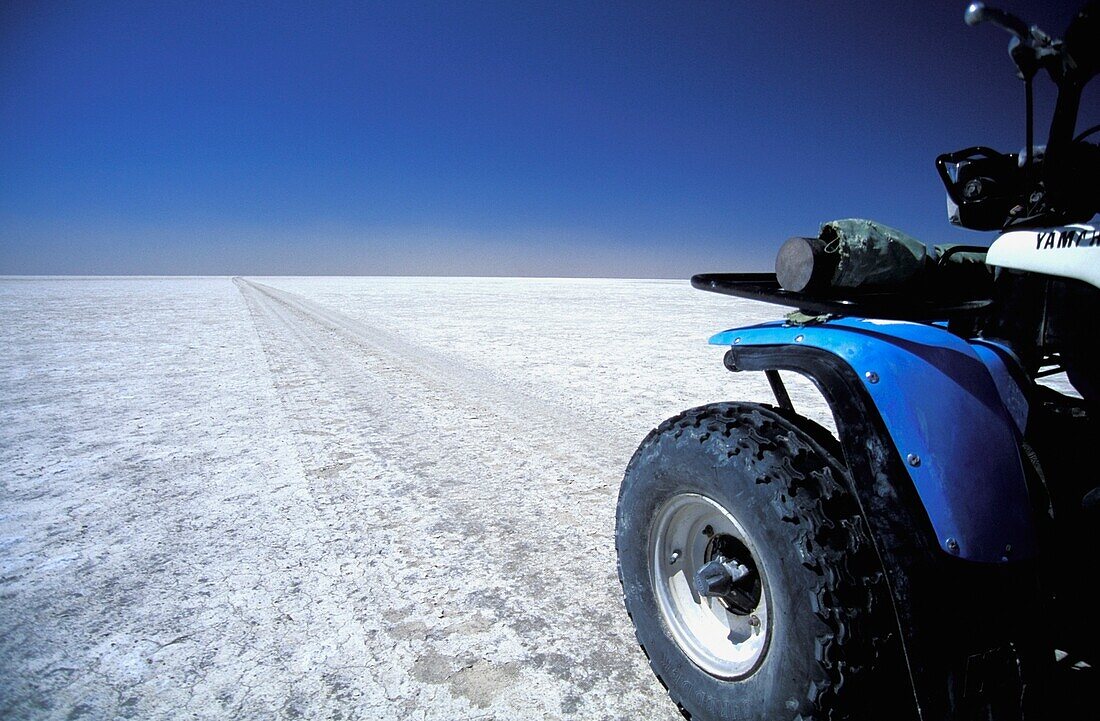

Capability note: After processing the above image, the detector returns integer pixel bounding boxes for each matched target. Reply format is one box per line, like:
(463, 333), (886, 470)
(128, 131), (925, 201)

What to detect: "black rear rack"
(691, 273), (993, 321)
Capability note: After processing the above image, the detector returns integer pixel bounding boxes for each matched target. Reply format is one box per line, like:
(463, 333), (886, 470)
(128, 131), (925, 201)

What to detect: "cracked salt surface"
(3, 276), (803, 720)
(3, 276), (1075, 720)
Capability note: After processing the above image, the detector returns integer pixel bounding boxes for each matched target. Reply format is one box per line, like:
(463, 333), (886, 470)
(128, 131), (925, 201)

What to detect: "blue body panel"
(970, 340), (1029, 437)
(710, 318), (1037, 563)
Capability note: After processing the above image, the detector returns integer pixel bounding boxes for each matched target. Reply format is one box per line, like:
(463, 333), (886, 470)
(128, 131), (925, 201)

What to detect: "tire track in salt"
(239, 278), (631, 467)
(233, 277), (679, 721)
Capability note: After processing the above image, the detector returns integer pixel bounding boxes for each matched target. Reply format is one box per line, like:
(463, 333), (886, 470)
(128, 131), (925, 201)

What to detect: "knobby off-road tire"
(616, 402), (906, 721)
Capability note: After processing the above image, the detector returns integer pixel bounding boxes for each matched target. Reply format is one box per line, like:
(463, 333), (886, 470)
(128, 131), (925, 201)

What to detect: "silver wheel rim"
(650, 493), (770, 678)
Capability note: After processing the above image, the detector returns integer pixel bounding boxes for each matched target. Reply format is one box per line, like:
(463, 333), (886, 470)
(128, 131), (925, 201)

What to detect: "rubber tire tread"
(615, 402), (905, 721)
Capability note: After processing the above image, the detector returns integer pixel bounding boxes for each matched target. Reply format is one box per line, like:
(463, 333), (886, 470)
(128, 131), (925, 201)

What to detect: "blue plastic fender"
(970, 339), (1029, 437)
(710, 318), (1037, 563)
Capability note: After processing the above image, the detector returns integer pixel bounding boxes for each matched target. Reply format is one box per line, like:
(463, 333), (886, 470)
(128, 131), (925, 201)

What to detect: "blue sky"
(1, 1), (1095, 276)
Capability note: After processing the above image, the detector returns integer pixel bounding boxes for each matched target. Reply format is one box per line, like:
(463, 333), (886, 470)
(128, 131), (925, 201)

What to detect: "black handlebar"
(939, 2), (1099, 230)
(967, 2), (1098, 174)
(966, 1), (1098, 83)
(964, 2), (1031, 40)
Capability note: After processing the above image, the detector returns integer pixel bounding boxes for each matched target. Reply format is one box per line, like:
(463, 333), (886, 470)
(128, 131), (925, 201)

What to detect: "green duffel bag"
(776, 218), (929, 293)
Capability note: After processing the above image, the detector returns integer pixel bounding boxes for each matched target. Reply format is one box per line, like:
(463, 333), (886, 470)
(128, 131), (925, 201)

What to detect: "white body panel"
(986, 223), (1100, 289)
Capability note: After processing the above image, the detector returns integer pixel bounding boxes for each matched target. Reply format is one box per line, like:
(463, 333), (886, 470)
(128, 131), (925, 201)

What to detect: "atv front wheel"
(616, 402), (909, 721)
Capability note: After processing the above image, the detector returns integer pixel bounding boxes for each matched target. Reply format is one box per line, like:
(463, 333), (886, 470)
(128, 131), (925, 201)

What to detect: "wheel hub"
(650, 493), (770, 679)
(693, 556), (752, 604)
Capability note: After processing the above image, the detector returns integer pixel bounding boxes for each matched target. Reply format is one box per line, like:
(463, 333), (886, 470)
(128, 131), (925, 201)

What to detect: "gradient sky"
(1, 0), (1096, 276)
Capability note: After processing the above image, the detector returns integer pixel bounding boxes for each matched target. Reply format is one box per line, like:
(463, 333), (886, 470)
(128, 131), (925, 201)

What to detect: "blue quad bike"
(615, 4), (1100, 720)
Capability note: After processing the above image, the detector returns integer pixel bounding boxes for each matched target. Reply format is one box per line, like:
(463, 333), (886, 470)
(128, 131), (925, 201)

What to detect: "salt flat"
(1, 276), (1081, 720)
(1, 276), (811, 721)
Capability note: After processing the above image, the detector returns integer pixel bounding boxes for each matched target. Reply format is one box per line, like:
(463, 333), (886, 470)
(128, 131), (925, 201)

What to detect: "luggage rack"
(691, 273), (993, 321)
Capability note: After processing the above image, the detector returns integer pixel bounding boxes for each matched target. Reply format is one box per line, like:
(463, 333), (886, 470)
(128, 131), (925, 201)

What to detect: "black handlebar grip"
(964, 2), (1030, 39)
(774, 236), (838, 294)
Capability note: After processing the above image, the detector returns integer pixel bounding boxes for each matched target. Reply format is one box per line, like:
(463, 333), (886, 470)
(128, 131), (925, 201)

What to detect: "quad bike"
(615, 3), (1100, 720)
